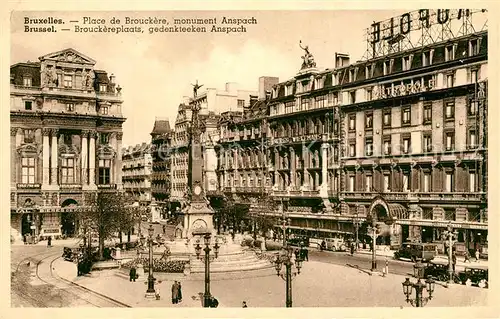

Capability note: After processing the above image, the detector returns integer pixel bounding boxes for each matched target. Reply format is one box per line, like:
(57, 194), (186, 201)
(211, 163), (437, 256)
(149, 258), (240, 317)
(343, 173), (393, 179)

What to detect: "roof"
(151, 118), (172, 135)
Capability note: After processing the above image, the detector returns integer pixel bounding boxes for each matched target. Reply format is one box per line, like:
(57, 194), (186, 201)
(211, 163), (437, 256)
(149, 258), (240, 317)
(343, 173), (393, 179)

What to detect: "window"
(366, 65), (373, 79)
(423, 133), (432, 152)
(61, 158), (75, 184)
(365, 137), (373, 156)
(402, 136), (411, 154)
(445, 172), (454, 192)
(99, 84), (107, 92)
(468, 129), (477, 149)
(366, 88), (373, 101)
(365, 175), (373, 192)
(101, 106), (108, 115)
(25, 101), (32, 110)
(23, 77), (32, 87)
(315, 77), (324, 90)
(444, 101), (455, 120)
(63, 134), (72, 145)
(349, 69), (356, 82)
(446, 73), (454, 88)
(422, 51), (431, 67)
(66, 103), (74, 112)
(349, 176), (355, 192)
(63, 75), (72, 88)
(315, 95), (325, 108)
(445, 45), (454, 61)
(383, 60), (391, 75)
(470, 68), (479, 83)
(423, 173), (431, 192)
(383, 110), (391, 127)
(327, 92), (338, 106)
(237, 99), (245, 108)
(23, 129), (34, 143)
(284, 101), (294, 113)
(100, 133), (109, 144)
(445, 131), (455, 151)
(383, 136), (391, 155)
(423, 103), (432, 124)
(349, 143), (356, 157)
(402, 172), (411, 191)
(402, 56), (411, 71)
(350, 91), (356, 104)
(301, 98), (309, 110)
(383, 174), (390, 192)
(402, 107), (411, 125)
(469, 39), (479, 56)
(21, 157), (35, 184)
(365, 113), (373, 129)
(98, 159), (111, 184)
(469, 172), (477, 192)
(348, 114), (356, 131)
(286, 84), (293, 96)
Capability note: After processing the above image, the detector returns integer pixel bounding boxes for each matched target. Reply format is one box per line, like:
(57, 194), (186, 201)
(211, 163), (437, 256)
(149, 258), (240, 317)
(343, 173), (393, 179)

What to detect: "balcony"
(16, 183), (41, 190)
(59, 184), (82, 190)
(97, 184), (117, 189)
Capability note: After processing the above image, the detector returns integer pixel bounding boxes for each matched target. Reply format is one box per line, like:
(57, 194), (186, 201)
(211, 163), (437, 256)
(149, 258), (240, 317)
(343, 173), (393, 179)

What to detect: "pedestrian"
(320, 240), (326, 251)
(23, 235), (27, 245)
(209, 296), (219, 308)
(177, 281), (182, 303)
(464, 250), (471, 263)
(162, 224), (166, 234)
(171, 281), (178, 304)
(452, 251), (457, 273)
(129, 266), (137, 282)
(242, 301), (248, 308)
(294, 249), (299, 260)
(350, 242), (355, 256)
(47, 236), (52, 247)
(303, 248), (309, 261)
(475, 249), (480, 262)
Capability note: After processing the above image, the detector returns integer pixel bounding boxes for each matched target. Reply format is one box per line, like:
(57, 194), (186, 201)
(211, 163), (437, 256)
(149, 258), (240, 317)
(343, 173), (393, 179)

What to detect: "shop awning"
(386, 203), (409, 220)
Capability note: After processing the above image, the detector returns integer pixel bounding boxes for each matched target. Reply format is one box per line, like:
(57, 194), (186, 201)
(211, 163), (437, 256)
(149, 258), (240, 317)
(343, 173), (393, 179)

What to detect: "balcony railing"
(16, 183), (41, 189)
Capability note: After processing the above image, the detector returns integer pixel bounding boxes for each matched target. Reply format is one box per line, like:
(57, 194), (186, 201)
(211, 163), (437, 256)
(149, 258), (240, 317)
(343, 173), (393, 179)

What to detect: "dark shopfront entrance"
(21, 213), (34, 236)
(61, 212), (76, 236)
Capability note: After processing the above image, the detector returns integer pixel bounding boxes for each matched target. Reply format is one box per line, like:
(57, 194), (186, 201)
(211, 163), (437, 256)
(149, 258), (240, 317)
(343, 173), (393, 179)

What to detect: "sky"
(12, 10), (412, 147)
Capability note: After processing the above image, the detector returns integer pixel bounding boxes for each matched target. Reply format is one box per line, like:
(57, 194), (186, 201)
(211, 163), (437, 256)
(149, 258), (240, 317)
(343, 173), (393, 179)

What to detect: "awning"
(397, 219), (488, 230)
(386, 203), (409, 219)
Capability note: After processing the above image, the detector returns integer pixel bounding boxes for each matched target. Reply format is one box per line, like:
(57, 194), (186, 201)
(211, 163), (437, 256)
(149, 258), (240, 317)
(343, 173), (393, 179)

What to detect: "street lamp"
(401, 261), (435, 307)
(352, 212), (362, 252)
(194, 231), (220, 307)
(144, 224), (156, 298)
(442, 222), (458, 284)
(367, 224), (380, 271)
(273, 245), (304, 307)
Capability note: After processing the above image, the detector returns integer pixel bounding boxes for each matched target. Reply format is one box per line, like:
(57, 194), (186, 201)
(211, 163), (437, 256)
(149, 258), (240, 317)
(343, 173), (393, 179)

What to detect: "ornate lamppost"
(442, 222), (458, 284)
(141, 224), (156, 298)
(402, 261), (435, 307)
(273, 245), (304, 307)
(352, 212), (362, 252)
(194, 230), (220, 307)
(367, 224), (381, 271)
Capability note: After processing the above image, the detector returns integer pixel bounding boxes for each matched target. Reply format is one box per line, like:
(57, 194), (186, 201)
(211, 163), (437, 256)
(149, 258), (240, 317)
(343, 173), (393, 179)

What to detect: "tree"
(83, 191), (127, 260)
(250, 194), (279, 240)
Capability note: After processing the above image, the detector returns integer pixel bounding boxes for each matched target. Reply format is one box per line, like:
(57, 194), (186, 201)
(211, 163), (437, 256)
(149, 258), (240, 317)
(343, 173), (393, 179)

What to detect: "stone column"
(290, 147), (296, 187)
(42, 128), (51, 188)
(81, 130), (89, 186)
(273, 148), (279, 188)
(11, 128), (19, 188)
(321, 143), (329, 187)
(89, 131), (97, 187)
(50, 129), (59, 186)
(116, 132), (123, 190)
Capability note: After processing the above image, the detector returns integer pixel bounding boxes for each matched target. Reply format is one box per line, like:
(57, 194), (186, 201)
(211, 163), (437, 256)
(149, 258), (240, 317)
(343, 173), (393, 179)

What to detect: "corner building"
(10, 48), (125, 241)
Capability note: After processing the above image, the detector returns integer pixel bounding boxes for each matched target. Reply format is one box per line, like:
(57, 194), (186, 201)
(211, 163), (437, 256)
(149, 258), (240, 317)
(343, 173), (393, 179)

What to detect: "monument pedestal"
(180, 200), (215, 239)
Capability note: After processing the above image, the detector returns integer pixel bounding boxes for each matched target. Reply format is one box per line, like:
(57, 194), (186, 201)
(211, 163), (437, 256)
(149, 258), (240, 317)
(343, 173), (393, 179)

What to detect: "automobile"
(423, 261), (451, 282)
(457, 266), (488, 288)
(394, 242), (437, 262)
(287, 236), (309, 248)
(322, 238), (347, 252)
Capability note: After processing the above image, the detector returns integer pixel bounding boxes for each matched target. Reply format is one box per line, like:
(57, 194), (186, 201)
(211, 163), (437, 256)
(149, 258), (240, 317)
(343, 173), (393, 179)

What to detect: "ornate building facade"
(10, 48), (125, 241)
(150, 118), (172, 216)
(122, 143), (152, 205)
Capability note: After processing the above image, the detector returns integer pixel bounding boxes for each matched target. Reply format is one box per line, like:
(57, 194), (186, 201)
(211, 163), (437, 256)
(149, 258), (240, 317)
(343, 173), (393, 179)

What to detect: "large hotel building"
(10, 48), (125, 242)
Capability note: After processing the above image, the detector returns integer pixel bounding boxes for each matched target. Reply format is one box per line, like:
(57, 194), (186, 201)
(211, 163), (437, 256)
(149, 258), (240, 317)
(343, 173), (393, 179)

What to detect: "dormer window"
(469, 38), (480, 56)
(365, 64), (373, 79)
(402, 55), (412, 71)
(23, 76), (32, 87)
(66, 103), (75, 112)
(314, 77), (324, 90)
(285, 84), (293, 96)
(101, 106), (108, 115)
(422, 50), (433, 67)
(99, 84), (107, 92)
(383, 60), (392, 75)
(349, 69), (356, 82)
(445, 45), (455, 61)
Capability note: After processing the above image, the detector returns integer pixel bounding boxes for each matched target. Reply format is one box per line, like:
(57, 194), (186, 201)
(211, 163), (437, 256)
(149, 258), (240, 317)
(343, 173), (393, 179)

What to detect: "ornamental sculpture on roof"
(299, 40), (317, 69)
(191, 79), (204, 98)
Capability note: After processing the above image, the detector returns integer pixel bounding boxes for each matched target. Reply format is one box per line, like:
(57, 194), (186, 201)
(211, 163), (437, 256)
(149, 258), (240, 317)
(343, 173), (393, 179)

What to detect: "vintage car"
(394, 242), (437, 262)
(423, 261), (452, 282)
(322, 238), (347, 252)
(457, 266), (488, 288)
(287, 235), (310, 248)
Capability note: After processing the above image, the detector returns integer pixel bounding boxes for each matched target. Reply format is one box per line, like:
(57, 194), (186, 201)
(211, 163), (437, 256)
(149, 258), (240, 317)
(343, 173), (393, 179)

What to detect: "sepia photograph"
(7, 6), (493, 313)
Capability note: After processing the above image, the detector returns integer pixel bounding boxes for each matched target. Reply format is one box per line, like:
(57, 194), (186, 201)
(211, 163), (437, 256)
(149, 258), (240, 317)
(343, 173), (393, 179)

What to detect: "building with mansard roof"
(10, 48), (125, 242)
(122, 142), (153, 206)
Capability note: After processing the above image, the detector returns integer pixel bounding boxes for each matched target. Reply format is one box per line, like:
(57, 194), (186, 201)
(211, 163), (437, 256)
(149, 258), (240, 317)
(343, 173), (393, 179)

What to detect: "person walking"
(350, 242), (355, 256)
(129, 266), (137, 282)
(47, 236), (52, 247)
(475, 249), (480, 262)
(162, 224), (166, 234)
(464, 249), (471, 263)
(177, 281), (182, 303)
(320, 240), (326, 251)
(171, 281), (178, 304)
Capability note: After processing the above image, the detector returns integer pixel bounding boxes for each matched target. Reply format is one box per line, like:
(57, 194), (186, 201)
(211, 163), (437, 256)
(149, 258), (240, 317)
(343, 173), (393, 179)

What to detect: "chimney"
(258, 76), (279, 100)
(109, 73), (116, 84)
(225, 82), (238, 94)
(335, 53), (350, 68)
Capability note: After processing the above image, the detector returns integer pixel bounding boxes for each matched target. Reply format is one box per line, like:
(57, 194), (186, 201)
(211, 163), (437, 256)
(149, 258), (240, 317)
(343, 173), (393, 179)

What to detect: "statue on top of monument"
(299, 40), (317, 69)
(191, 80), (204, 98)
